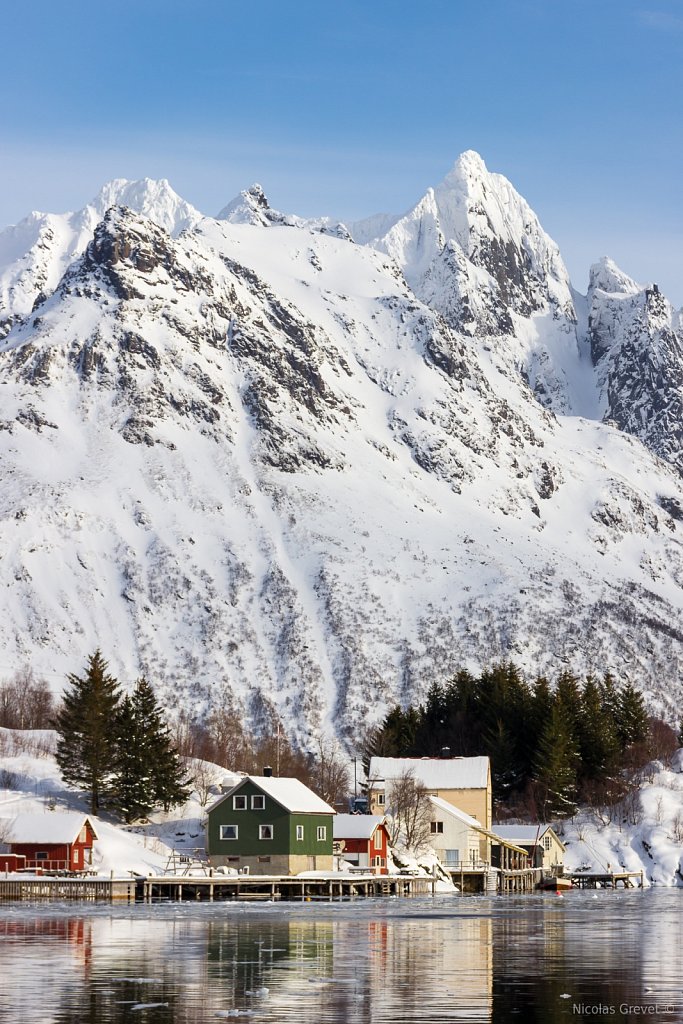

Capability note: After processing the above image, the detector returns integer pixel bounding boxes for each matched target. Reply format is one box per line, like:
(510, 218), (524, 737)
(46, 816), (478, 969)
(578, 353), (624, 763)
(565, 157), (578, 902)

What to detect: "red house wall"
(0, 853), (26, 871)
(10, 824), (96, 871)
(339, 826), (390, 874)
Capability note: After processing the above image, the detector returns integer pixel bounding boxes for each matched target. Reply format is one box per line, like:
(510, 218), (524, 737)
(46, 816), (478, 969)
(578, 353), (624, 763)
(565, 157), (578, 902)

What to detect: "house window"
(257, 856), (271, 864)
(35, 851), (48, 861)
(430, 821), (444, 834)
(377, 793), (385, 806)
(445, 849), (460, 866)
(233, 795), (247, 810)
(259, 825), (273, 840)
(220, 825), (238, 840)
(316, 826), (327, 842)
(226, 856), (240, 863)
(543, 836), (552, 851)
(373, 830), (383, 849)
(251, 795), (265, 810)
(296, 825), (304, 841)
(79, 827), (87, 843)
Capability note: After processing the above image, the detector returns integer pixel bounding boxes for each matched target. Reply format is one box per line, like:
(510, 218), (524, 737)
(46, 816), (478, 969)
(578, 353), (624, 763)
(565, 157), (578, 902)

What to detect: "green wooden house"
(206, 773), (336, 875)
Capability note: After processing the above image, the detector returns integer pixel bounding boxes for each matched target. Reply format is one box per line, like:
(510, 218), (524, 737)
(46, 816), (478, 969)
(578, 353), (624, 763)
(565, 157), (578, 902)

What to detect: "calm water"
(1, 891), (682, 1023)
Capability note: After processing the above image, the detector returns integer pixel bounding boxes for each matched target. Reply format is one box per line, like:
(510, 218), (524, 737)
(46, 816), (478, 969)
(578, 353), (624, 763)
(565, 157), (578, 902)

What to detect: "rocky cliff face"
(1, 157), (683, 744)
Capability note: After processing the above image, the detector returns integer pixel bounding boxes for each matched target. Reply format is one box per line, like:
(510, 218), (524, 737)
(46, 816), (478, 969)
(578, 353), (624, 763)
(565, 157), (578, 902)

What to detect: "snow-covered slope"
(2, 158), (683, 746)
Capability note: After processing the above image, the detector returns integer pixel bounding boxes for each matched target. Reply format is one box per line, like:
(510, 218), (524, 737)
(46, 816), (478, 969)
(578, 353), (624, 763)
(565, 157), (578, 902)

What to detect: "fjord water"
(1, 891), (682, 1023)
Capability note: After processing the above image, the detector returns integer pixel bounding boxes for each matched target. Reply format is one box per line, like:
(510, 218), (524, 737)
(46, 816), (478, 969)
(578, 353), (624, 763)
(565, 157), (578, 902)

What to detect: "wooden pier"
(137, 872), (437, 903)
(451, 865), (542, 895)
(0, 872), (436, 904)
(567, 870), (644, 889)
(0, 876), (136, 902)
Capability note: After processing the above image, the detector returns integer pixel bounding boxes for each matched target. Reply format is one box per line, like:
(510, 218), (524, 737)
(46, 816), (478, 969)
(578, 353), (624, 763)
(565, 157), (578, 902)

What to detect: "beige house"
(428, 797), (528, 870)
(368, 755), (492, 829)
(491, 824), (565, 871)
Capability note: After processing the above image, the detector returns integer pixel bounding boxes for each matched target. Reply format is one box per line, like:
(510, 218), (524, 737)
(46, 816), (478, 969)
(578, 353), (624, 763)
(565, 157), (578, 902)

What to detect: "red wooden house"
(333, 814), (390, 874)
(5, 812), (98, 872)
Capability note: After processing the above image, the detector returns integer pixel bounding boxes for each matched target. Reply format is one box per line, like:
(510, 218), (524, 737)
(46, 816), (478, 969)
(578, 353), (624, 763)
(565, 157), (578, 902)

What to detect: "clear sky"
(1, 0), (681, 303)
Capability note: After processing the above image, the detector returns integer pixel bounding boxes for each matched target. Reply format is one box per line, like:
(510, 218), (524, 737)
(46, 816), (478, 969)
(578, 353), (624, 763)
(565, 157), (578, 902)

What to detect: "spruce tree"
(576, 677), (620, 783)
(532, 702), (579, 819)
(54, 651), (122, 814)
(615, 681), (649, 750)
(112, 677), (190, 821)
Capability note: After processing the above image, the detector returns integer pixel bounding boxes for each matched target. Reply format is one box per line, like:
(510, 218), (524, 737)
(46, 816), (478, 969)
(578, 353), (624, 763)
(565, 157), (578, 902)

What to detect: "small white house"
(491, 824), (565, 870)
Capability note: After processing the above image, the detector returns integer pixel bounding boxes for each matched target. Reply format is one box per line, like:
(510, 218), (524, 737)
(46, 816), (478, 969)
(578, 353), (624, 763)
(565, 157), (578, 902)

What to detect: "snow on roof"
(210, 776), (335, 815)
(429, 798), (528, 854)
(493, 824), (562, 846)
(4, 812), (99, 845)
(369, 756), (490, 790)
(333, 814), (385, 840)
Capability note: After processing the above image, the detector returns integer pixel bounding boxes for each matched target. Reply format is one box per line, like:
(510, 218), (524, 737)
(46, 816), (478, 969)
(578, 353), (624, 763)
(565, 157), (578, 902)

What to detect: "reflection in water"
(0, 892), (681, 1023)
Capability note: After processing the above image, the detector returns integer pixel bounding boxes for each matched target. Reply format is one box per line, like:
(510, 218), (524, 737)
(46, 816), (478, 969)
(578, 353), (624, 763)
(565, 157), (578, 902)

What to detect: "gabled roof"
(368, 756), (490, 790)
(429, 798), (528, 855)
(333, 814), (386, 840)
(208, 776), (335, 816)
(492, 824), (565, 849)
(4, 812), (99, 845)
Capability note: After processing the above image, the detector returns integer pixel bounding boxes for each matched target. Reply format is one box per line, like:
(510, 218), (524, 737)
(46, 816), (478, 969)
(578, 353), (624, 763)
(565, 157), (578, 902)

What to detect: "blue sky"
(1, 0), (681, 302)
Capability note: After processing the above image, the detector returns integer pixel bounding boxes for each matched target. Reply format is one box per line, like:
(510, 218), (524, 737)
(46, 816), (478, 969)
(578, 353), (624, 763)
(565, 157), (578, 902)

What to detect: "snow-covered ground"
(560, 750), (683, 886)
(0, 727), (218, 876)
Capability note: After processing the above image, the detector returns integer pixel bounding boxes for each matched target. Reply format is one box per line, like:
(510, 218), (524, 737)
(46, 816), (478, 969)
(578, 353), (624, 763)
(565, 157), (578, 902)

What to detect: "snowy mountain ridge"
(2, 154), (683, 747)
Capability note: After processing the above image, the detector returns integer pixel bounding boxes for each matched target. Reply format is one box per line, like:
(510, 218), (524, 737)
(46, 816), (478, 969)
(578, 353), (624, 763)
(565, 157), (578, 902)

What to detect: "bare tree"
(0, 667), (55, 730)
(308, 737), (351, 809)
(385, 768), (432, 851)
(188, 760), (224, 809)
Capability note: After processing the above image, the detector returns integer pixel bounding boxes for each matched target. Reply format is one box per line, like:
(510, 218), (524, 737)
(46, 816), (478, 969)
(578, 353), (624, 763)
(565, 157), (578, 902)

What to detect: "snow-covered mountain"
(2, 155), (683, 746)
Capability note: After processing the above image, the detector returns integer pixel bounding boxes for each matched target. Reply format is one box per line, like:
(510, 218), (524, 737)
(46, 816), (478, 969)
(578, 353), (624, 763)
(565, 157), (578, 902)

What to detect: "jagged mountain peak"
(588, 256), (642, 298)
(216, 182), (272, 225)
(89, 177), (202, 237)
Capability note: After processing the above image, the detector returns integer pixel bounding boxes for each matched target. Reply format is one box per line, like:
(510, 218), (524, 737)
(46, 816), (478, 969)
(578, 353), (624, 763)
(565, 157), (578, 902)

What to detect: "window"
(296, 825), (304, 841)
(220, 825), (238, 840)
(373, 829), (383, 849)
(377, 793), (385, 806)
(316, 826), (327, 842)
(251, 795), (265, 810)
(259, 825), (273, 840)
(430, 821), (444, 834)
(257, 856), (271, 864)
(233, 795), (247, 810)
(543, 835), (552, 851)
(444, 849), (460, 866)
(36, 851), (48, 861)
(226, 856), (240, 863)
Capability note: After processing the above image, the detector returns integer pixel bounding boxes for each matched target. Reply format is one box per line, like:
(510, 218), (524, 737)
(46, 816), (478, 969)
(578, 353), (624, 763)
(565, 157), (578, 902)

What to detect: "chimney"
(263, 765), (273, 778)
(441, 746), (451, 759)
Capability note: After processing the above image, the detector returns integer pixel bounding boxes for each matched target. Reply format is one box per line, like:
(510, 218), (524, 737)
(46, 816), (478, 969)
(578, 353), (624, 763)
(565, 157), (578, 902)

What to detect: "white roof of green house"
(492, 824), (564, 848)
(334, 814), (386, 840)
(3, 812), (99, 844)
(368, 756), (490, 790)
(209, 775), (335, 815)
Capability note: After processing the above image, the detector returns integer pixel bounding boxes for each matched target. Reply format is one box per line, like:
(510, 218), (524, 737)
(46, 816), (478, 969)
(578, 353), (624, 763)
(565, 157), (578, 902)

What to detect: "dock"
(0, 876), (136, 902)
(450, 865), (542, 895)
(567, 870), (644, 889)
(0, 872), (437, 904)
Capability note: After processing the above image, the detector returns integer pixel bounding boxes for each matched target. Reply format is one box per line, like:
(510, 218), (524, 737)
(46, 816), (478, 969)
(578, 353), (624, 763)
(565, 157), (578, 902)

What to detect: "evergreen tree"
(532, 702), (579, 819)
(112, 677), (190, 822)
(54, 651), (122, 814)
(616, 681), (649, 750)
(576, 677), (620, 783)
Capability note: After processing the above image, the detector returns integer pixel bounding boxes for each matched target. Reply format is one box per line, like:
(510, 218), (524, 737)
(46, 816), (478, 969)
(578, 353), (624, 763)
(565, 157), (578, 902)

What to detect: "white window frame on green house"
(251, 795), (265, 810)
(233, 795), (247, 810)
(259, 824), (274, 840)
(296, 825), (304, 841)
(316, 826), (327, 841)
(220, 825), (238, 840)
